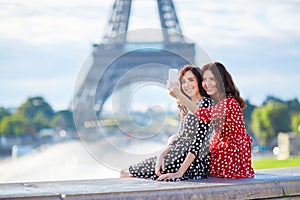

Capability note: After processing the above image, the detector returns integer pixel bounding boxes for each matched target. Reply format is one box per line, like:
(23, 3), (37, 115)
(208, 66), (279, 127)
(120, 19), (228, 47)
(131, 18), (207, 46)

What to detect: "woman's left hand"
(157, 172), (182, 181)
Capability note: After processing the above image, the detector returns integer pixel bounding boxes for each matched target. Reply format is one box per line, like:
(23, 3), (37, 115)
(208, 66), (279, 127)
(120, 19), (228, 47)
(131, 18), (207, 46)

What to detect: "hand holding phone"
(168, 68), (178, 83)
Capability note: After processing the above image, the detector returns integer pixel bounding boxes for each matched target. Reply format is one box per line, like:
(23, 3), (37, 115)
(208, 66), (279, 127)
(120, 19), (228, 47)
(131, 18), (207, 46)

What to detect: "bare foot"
(120, 170), (133, 178)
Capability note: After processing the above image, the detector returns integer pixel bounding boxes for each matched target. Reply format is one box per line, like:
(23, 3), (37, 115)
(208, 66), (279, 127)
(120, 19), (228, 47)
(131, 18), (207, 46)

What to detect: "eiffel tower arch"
(74, 0), (196, 114)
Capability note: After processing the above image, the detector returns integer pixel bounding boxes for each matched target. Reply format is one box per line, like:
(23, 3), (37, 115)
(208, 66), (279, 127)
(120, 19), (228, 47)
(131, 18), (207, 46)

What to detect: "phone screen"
(168, 69), (178, 83)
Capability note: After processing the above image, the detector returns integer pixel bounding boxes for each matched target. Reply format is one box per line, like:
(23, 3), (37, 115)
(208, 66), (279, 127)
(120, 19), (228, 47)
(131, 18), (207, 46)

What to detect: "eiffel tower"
(71, 0), (203, 170)
(73, 0), (196, 130)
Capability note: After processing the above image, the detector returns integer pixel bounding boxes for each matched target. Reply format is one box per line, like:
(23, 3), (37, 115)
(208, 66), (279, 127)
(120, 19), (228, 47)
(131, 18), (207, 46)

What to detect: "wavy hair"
(201, 62), (246, 109)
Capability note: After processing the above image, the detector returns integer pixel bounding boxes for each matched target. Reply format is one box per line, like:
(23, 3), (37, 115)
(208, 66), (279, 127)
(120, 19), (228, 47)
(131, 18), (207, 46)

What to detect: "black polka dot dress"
(128, 97), (213, 181)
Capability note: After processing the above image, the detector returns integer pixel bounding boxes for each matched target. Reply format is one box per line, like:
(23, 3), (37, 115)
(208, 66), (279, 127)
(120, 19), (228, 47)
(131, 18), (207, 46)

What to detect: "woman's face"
(202, 70), (219, 97)
(180, 70), (199, 98)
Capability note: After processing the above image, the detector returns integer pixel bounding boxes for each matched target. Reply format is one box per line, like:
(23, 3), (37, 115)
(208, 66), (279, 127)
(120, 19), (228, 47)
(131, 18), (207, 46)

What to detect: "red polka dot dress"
(195, 96), (255, 178)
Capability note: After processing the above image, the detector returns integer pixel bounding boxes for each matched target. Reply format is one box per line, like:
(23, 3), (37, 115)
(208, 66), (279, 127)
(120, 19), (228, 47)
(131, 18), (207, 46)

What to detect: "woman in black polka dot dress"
(120, 65), (213, 181)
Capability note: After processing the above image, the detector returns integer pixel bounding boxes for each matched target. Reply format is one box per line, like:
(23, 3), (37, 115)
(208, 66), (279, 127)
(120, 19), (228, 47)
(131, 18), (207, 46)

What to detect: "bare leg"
(120, 169), (134, 178)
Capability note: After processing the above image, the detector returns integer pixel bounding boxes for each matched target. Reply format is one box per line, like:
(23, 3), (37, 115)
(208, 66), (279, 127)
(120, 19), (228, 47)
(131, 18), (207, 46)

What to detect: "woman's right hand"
(167, 81), (181, 98)
(155, 156), (165, 177)
(167, 80), (180, 99)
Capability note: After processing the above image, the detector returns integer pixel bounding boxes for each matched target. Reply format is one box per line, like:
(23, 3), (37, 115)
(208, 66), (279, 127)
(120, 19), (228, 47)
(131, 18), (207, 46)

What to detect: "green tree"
(0, 107), (11, 121)
(251, 100), (290, 147)
(17, 97), (54, 120)
(33, 111), (52, 131)
(0, 97), (55, 135)
(286, 98), (300, 113)
(251, 106), (271, 146)
(50, 110), (75, 130)
(243, 99), (256, 130)
(291, 112), (300, 135)
(15, 97), (54, 133)
(0, 115), (26, 135)
(0, 108), (11, 135)
(262, 96), (284, 105)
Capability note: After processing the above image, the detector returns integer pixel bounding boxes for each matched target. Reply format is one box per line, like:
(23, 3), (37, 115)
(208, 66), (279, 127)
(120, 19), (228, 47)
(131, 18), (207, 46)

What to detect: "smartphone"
(168, 68), (178, 83)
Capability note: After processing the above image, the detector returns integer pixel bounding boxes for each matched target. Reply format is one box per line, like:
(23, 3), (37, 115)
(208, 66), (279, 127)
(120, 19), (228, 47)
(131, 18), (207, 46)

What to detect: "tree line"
(244, 96), (300, 148)
(1, 95), (300, 148)
(0, 97), (75, 136)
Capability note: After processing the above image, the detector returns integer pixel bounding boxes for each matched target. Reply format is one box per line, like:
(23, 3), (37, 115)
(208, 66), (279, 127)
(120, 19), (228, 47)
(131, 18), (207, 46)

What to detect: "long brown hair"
(201, 62), (246, 109)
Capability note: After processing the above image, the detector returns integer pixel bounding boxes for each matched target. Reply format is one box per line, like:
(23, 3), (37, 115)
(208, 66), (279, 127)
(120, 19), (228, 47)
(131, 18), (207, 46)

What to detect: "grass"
(252, 156), (300, 169)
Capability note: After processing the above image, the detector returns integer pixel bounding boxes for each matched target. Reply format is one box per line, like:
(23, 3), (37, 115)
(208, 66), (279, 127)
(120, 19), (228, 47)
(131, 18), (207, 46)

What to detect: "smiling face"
(202, 70), (219, 98)
(180, 70), (200, 100)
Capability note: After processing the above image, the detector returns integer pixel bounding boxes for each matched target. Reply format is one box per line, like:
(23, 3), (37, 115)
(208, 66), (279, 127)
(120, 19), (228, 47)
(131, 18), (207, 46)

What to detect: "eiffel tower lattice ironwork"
(73, 0), (196, 126)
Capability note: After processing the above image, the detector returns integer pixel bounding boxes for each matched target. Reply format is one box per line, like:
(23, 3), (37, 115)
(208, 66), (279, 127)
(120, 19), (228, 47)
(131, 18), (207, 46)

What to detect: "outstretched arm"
(168, 81), (228, 122)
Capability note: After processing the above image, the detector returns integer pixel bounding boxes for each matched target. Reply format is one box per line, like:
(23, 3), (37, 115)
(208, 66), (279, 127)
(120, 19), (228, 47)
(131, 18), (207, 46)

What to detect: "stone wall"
(1, 167), (300, 200)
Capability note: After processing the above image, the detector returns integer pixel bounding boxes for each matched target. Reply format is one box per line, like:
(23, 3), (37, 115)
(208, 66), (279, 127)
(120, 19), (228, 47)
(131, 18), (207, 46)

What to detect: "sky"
(0, 0), (300, 111)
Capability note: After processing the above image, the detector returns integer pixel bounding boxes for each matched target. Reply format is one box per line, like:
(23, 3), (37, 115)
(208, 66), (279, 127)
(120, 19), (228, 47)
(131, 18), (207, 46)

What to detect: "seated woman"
(120, 65), (213, 181)
(167, 62), (255, 178)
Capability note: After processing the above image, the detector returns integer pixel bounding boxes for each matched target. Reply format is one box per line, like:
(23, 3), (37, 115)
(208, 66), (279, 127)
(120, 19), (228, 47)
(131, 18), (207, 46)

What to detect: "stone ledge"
(1, 167), (300, 200)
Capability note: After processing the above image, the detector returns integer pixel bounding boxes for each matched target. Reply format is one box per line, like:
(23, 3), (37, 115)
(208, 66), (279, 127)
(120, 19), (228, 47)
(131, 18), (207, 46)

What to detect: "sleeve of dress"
(195, 97), (229, 122)
(188, 98), (212, 157)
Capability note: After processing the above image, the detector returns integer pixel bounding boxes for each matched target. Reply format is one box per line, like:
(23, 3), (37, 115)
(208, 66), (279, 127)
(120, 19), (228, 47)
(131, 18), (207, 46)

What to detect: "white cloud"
(1, 0), (298, 47)
(176, 0), (300, 47)
(0, 0), (113, 46)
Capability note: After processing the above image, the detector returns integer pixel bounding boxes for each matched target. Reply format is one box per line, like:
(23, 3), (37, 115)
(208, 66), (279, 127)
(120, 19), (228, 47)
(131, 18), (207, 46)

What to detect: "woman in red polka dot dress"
(168, 62), (255, 178)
